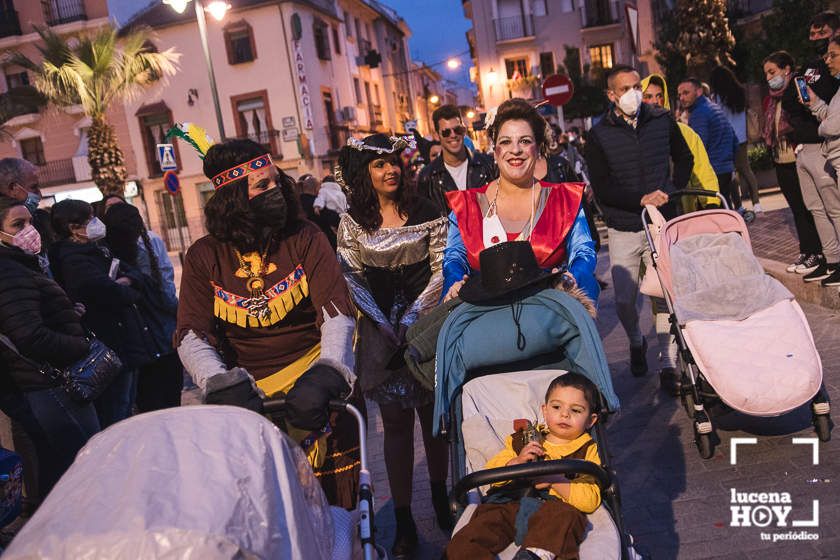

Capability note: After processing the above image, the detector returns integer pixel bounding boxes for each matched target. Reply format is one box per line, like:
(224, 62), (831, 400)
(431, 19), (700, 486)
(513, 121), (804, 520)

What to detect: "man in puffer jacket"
(585, 65), (693, 395)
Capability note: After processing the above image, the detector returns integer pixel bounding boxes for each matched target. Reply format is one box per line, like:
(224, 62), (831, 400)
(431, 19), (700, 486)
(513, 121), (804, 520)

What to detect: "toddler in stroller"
(446, 372), (602, 560)
(430, 242), (639, 560)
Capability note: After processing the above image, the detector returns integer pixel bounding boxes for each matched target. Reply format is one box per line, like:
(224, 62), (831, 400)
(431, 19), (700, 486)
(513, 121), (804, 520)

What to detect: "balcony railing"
(234, 129), (280, 155)
(0, 8), (21, 38)
(369, 104), (383, 127)
(728, 0), (774, 17)
(326, 125), (350, 152)
(358, 38), (372, 55)
(36, 159), (76, 187)
(580, 0), (620, 28)
(493, 14), (534, 42)
(42, 0), (87, 26)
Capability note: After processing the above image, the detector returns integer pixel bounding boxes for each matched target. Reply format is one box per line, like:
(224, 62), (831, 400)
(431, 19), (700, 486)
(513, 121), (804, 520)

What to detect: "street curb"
(758, 256), (840, 311)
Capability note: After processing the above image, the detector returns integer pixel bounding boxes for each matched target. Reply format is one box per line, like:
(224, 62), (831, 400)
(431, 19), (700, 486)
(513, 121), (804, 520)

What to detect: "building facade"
(121, 0), (417, 251)
(465, 0), (656, 115)
(0, 0), (138, 206)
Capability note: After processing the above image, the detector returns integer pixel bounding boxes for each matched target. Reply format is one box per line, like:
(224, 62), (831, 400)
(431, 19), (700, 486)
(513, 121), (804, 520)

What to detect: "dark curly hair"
(338, 134), (415, 232)
(487, 98), (549, 156)
(104, 202), (163, 288)
(202, 139), (299, 253)
(51, 199), (92, 240)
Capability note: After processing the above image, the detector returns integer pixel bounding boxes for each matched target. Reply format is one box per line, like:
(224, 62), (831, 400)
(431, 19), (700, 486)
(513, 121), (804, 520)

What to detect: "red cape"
(446, 181), (585, 271)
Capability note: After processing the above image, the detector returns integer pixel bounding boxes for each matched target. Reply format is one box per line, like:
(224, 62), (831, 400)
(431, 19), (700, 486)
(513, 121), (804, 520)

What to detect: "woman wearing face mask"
(335, 134), (449, 558)
(442, 98), (599, 304)
(104, 202), (182, 411)
(762, 51), (824, 275)
(175, 139), (359, 508)
(0, 196), (101, 498)
(48, 199), (153, 427)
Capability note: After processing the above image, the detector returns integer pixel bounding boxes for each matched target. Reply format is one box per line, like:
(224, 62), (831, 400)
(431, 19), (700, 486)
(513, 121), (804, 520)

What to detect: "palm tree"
(13, 26), (179, 196)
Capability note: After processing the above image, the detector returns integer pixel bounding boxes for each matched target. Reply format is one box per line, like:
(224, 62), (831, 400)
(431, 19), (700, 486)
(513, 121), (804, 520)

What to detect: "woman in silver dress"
(336, 134), (449, 558)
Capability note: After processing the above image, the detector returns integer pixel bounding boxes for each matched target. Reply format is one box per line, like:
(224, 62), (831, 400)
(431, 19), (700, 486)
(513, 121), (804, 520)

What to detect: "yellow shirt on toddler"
(484, 432), (602, 514)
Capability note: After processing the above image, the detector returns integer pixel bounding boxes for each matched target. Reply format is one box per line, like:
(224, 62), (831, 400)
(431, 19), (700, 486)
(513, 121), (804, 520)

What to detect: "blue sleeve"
(565, 207), (600, 303)
(442, 211), (470, 299)
(689, 108), (710, 146)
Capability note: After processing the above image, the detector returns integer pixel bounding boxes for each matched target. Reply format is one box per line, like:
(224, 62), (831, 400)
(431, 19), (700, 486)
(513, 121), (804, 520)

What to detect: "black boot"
(392, 506), (418, 559)
(431, 481), (453, 532)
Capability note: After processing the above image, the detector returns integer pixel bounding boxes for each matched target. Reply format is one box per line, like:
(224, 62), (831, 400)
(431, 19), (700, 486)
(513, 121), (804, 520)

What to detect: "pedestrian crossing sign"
(157, 144), (177, 172)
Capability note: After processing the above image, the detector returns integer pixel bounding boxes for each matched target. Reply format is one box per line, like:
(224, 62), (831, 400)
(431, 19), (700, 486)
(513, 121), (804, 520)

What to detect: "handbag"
(0, 333), (122, 403)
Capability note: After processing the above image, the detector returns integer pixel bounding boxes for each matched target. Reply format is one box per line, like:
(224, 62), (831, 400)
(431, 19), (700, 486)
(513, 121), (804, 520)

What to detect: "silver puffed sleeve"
(336, 216), (391, 326)
(400, 216), (448, 327)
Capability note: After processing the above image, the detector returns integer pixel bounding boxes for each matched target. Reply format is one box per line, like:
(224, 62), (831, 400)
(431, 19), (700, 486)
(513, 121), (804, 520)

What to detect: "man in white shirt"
(417, 105), (496, 215)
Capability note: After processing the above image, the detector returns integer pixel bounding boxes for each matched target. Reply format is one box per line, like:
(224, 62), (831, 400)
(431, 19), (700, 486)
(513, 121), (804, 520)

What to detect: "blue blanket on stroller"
(433, 289), (619, 436)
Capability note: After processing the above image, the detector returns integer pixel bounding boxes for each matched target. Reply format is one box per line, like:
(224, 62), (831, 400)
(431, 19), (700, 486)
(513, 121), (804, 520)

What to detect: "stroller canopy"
(434, 289), (619, 436)
(4, 406), (335, 560)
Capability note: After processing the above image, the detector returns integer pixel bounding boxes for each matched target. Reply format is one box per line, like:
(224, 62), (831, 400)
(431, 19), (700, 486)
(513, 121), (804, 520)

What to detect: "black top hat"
(459, 241), (564, 305)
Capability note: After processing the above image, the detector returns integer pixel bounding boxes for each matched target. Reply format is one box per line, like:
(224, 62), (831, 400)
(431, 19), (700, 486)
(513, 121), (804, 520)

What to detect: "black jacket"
(49, 240), (166, 368)
(0, 244), (89, 391)
(802, 57), (839, 106)
(585, 104), (693, 232)
(416, 149), (497, 215)
(781, 67), (833, 146)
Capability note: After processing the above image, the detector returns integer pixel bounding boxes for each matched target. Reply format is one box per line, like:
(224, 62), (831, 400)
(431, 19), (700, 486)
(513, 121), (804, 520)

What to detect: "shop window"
(505, 57), (529, 79)
(589, 43), (615, 69)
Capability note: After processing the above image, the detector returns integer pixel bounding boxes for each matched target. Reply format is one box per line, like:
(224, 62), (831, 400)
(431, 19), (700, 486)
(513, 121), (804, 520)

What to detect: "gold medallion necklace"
(235, 248), (272, 321)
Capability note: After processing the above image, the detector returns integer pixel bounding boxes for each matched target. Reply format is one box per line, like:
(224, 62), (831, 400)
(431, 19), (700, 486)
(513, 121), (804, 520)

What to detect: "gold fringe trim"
(212, 273), (310, 328)
(327, 445), (360, 459)
(313, 460), (361, 477)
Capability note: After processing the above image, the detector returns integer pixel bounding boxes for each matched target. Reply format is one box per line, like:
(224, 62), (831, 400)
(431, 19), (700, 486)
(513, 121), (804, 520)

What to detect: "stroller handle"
(448, 459), (613, 514)
(667, 189), (729, 209)
(261, 398), (368, 472)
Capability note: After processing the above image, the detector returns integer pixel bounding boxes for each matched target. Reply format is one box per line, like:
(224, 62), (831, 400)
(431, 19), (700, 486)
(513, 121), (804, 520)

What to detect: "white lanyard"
(482, 179), (537, 248)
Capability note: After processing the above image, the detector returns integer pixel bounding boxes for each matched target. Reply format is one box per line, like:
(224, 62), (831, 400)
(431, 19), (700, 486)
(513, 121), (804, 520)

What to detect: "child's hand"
(507, 441), (545, 465)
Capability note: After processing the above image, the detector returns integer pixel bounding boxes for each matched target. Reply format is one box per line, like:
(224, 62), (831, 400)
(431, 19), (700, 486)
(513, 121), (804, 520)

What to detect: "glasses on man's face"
(440, 125), (466, 138)
(824, 51), (840, 62)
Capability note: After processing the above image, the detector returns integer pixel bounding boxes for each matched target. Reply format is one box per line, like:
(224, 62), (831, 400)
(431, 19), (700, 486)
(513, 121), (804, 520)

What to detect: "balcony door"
(231, 90), (276, 155)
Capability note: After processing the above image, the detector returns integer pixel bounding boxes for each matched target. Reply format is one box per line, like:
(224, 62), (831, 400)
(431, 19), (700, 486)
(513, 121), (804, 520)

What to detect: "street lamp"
(163, 0), (227, 139)
(446, 57), (461, 70)
(429, 94), (440, 105)
(466, 110), (475, 119)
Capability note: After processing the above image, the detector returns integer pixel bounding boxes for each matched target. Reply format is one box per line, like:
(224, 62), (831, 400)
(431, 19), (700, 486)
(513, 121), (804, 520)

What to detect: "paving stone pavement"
(368, 244), (840, 560)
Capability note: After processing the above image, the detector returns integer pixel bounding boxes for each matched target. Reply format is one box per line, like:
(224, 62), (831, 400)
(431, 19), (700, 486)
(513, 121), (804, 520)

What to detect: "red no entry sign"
(542, 74), (574, 106)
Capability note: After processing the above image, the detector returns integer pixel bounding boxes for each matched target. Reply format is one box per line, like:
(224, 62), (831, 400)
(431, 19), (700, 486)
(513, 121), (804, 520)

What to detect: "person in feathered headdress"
(334, 133), (452, 556)
(173, 136), (360, 508)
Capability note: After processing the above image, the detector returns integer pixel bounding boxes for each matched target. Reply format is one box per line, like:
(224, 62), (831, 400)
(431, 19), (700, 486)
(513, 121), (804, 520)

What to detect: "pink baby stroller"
(641, 190), (831, 459)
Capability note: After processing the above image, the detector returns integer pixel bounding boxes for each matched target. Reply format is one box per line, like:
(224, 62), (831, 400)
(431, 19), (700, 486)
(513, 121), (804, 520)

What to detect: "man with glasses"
(417, 104), (495, 215)
(0, 157), (54, 251)
(584, 65), (693, 394)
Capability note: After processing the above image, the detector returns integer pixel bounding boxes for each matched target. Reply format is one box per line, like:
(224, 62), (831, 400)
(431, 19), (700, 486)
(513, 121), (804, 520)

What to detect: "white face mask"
(617, 88), (643, 116)
(85, 217), (107, 241)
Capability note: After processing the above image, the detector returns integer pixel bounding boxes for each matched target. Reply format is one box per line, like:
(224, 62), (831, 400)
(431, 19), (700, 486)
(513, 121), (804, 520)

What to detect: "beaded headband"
(211, 153), (273, 190)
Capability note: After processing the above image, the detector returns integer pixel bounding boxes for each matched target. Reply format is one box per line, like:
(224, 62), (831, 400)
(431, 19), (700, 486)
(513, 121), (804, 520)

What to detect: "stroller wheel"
(814, 414), (831, 442)
(696, 431), (714, 459)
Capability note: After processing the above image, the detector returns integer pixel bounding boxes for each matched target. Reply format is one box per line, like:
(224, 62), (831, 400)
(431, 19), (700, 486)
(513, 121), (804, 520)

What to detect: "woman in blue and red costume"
(442, 99), (599, 303)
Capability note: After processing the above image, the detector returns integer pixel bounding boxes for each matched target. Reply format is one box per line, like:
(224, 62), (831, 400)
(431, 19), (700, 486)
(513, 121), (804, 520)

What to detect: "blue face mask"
(23, 191), (41, 215)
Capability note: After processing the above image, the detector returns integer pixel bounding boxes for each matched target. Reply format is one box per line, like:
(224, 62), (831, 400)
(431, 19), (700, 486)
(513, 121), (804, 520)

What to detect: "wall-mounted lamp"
(187, 88), (199, 106)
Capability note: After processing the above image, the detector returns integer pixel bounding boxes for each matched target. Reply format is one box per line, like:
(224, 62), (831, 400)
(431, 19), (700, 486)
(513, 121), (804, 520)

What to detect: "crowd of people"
(1, 9), (839, 559)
